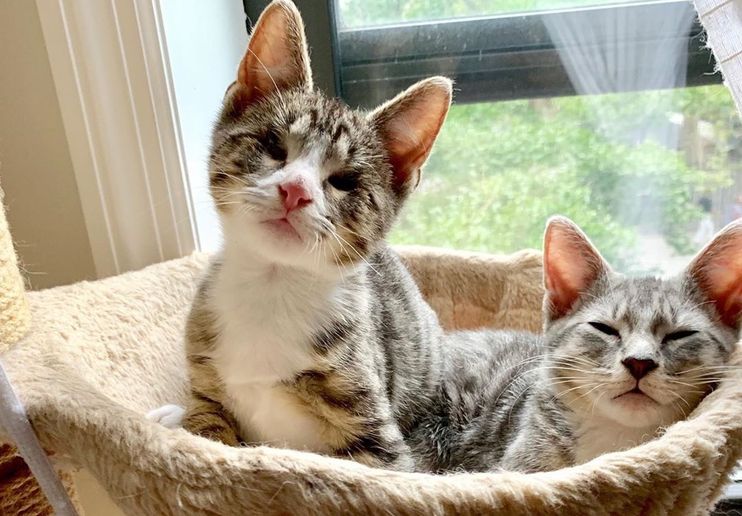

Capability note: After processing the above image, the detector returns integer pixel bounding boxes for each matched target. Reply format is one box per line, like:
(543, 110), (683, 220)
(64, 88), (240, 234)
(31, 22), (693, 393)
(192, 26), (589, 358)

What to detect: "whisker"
(553, 383), (594, 400)
(666, 390), (694, 414)
(506, 381), (538, 425)
(676, 364), (741, 376)
(590, 389), (607, 417)
(329, 227), (380, 276)
(664, 378), (700, 389)
(569, 383), (606, 407)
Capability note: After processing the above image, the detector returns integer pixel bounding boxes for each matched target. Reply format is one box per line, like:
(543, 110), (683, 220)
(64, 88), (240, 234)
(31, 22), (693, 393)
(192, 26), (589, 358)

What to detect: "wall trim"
(36, 0), (198, 278)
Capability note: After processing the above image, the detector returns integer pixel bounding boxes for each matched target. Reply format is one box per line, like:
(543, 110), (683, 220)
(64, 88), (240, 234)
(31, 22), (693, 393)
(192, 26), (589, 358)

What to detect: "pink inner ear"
(373, 77), (452, 192)
(543, 219), (606, 319)
(545, 264), (582, 319)
(237, 29), (289, 104)
(689, 222), (742, 328)
(230, 2), (310, 112)
(722, 283), (742, 327)
(386, 137), (428, 188)
(545, 246), (594, 318)
(700, 261), (742, 327)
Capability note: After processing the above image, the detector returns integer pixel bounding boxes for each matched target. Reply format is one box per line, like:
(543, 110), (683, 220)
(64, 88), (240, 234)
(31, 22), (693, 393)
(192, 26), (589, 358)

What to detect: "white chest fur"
(208, 259), (355, 451)
(573, 417), (657, 464)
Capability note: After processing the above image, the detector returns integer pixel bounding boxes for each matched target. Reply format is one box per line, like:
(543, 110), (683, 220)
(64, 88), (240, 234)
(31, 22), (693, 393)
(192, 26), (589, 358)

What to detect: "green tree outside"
(337, 1), (741, 272)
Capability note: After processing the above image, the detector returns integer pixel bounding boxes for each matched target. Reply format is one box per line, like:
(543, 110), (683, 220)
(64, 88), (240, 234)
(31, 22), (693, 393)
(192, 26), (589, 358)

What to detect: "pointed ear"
(686, 220), (742, 329)
(543, 216), (610, 320)
(229, 0), (312, 113)
(370, 77), (452, 197)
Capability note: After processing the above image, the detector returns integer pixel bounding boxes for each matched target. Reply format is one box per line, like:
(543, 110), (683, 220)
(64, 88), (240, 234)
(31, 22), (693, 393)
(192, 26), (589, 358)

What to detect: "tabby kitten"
(411, 216), (741, 473)
(150, 0), (451, 471)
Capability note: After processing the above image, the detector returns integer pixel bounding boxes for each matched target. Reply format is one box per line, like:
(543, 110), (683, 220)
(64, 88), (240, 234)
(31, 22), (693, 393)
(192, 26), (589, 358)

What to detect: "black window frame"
(246, 0), (719, 108)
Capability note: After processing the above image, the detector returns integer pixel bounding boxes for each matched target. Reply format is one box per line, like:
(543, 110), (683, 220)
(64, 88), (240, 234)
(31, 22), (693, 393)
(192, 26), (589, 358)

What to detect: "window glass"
(333, 0), (742, 274)
(336, 0), (645, 27)
(160, 0), (246, 252)
(391, 86), (740, 274)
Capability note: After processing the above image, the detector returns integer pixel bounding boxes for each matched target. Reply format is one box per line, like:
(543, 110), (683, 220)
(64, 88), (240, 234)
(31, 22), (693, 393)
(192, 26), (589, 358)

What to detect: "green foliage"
(389, 87), (735, 270)
(335, 1), (738, 270)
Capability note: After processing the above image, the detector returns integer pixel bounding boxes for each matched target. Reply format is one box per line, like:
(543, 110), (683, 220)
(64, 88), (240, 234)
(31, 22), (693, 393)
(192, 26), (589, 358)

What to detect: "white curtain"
(542, 4), (696, 238)
(543, 4), (695, 144)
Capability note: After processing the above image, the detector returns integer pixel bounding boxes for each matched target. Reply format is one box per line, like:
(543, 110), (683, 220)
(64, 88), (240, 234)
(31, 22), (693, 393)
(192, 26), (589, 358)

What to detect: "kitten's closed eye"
(662, 330), (698, 343)
(260, 128), (287, 162)
(328, 172), (359, 192)
(588, 321), (620, 338)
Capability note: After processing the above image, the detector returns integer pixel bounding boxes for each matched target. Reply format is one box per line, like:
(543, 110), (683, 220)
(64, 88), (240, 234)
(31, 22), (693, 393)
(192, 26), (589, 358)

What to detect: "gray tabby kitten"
(149, 0), (450, 471)
(411, 216), (741, 473)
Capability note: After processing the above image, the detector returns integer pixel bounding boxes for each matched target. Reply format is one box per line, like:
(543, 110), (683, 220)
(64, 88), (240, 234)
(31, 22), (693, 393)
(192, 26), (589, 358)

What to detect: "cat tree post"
(0, 184), (29, 350)
(0, 182), (80, 515)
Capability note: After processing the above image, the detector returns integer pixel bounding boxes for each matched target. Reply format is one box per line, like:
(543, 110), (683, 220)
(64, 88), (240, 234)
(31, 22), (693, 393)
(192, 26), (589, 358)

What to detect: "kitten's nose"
(622, 357), (658, 380)
(278, 180), (313, 212)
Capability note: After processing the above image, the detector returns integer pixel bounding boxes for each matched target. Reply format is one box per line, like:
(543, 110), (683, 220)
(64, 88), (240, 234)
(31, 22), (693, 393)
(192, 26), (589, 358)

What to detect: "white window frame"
(36, 0), (197, 279)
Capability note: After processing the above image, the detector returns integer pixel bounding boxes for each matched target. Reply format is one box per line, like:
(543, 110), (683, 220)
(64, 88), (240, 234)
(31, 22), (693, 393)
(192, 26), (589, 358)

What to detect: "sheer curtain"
(542, 4), (696, 264)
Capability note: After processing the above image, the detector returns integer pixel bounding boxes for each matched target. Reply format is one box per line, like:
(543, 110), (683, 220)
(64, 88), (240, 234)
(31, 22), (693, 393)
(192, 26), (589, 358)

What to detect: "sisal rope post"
(0, 184), (29, 351)
(0, 183), (82, 515)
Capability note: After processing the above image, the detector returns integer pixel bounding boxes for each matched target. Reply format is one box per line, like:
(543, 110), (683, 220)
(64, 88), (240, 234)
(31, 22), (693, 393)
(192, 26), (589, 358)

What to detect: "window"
(327, 0), (740, 275)
(336, 0), (651, 26)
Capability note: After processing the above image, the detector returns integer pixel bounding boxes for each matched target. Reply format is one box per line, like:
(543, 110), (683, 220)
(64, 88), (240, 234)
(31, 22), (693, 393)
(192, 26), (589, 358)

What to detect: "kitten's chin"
(610, 391), (659, 423)
(221, 216), (346, 275)
(254, 229), (323, 268)
(261, 217), (303, 243)
(598, 390), (676, 429)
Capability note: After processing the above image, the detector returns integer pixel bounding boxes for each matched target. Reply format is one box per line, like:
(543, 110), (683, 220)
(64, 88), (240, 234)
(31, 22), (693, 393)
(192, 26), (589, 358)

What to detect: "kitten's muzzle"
(621, 357), (658, 380)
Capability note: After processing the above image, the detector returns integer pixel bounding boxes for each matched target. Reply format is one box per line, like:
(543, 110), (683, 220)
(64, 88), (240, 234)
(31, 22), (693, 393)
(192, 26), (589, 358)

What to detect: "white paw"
(146, 404), (185, 429)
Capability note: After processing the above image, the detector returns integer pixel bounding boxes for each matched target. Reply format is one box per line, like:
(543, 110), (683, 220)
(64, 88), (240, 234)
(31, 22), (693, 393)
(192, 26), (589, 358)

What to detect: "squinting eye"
(588, 322), (620, 338)
(662, 330), (698, 343)
(328, 173), (359, 192)
(261, 129), (287, 162)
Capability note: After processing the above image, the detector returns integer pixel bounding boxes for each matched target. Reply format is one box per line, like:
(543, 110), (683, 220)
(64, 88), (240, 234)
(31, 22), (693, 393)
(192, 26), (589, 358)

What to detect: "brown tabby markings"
(184, 281), (240, 446)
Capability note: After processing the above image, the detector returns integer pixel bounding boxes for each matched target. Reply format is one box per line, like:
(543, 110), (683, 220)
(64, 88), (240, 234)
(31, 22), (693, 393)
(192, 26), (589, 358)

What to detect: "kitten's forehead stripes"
(581, 278), (692, 335)
(650, 315), (670, 336)
(705, 331), (730, 355)
(289, 112), (312, 134)
(332, 122), (349, 144)
(257, 100), (368, 170)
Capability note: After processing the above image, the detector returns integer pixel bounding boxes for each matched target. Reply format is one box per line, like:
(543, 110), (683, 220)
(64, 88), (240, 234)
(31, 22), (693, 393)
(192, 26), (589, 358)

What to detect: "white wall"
(159, 0), (248, 252)
(0, 0), (96, 289)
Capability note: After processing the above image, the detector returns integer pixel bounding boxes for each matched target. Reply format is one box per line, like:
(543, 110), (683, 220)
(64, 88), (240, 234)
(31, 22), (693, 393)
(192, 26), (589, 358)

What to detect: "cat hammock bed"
(1, 189), (742, 515)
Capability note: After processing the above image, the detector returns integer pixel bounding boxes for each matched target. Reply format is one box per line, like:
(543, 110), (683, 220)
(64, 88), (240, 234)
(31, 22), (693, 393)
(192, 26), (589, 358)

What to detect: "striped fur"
(175, 0), (451, 471)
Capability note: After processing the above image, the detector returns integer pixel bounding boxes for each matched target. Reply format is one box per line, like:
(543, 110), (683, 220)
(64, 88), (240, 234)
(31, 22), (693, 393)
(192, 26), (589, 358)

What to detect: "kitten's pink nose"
(622, 357), (658, 380)
(278, 180), (313, 212)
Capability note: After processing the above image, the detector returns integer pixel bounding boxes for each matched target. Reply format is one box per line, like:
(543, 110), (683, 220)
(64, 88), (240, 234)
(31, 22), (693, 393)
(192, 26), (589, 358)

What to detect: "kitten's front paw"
(146, 404), (185, 429)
